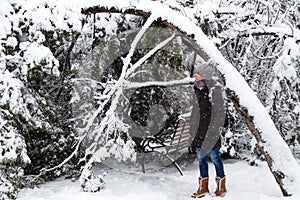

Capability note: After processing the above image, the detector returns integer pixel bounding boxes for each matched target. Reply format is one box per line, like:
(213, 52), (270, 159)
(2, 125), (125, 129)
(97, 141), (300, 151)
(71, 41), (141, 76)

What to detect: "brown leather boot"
(215, 177), (227, 197)
(191, 177), (209, 198)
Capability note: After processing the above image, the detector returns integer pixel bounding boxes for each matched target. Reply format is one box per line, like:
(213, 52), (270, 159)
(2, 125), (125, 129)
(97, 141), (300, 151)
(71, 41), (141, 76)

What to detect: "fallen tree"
(80, 0), (300, 196)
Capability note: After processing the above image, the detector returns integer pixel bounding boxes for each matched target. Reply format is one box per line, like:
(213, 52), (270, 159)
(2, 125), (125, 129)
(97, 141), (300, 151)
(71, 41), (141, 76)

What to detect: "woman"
(191, 69), (227, 198)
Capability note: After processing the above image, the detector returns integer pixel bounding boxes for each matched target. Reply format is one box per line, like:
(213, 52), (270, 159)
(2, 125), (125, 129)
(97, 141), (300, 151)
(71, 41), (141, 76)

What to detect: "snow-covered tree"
(70, 13), (196, 191)
(215, 0), (300, 159)
(0, 0), (83, 197)
(271, 36), (300, 149)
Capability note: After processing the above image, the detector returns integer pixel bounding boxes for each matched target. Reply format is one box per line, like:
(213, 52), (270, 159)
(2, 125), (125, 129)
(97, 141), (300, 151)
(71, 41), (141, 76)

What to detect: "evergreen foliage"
(0, 1), (81, 198)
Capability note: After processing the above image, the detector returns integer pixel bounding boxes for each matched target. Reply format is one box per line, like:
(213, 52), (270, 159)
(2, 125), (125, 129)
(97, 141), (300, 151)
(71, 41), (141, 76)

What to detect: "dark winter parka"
(190, 80), (222, 150)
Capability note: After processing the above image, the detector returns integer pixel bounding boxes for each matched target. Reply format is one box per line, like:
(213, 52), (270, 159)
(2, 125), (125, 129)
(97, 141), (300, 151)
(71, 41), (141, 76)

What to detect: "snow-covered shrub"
(0, 128), (29, 199)
(0, 73), (31, 199)
(79, 161), (106, 193)
(0, 176), (15, 200)
(80, 174), (105, 193)
(270, 37), (300, 148)
(0, 0), (83, 196)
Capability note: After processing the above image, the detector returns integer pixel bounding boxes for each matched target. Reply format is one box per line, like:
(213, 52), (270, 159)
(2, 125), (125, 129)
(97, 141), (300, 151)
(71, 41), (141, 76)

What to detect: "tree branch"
(81, 6), (179, 31)
(126, 77), (193, 89)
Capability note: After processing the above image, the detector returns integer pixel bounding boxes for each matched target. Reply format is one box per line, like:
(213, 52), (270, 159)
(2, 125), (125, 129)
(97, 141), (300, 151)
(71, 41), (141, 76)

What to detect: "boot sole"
(191, 192), (209, 198)
(215, 192), (227, 197)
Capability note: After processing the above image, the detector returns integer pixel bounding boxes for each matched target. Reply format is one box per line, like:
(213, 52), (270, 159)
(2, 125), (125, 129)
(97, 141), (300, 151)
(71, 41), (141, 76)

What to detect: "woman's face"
(194, 72), (204, 82)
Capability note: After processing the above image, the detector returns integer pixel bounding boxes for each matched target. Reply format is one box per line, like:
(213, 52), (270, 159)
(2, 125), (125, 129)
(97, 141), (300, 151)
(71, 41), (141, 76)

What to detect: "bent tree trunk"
(226, 90), (291, 196)
(81, 0), (300, 196)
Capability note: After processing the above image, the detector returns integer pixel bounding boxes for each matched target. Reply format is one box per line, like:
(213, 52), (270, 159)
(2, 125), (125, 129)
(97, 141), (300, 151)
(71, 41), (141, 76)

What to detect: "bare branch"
(81, 6), (178, 31)
(250, 48), (281, 60)
(126, 33), (177, 79)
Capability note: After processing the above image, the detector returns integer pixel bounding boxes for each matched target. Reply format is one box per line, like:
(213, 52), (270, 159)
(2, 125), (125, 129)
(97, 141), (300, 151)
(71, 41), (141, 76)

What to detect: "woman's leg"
(209, 149), (227, 196)
(209, 149), (225, 178)
(196, 147), (209, 178)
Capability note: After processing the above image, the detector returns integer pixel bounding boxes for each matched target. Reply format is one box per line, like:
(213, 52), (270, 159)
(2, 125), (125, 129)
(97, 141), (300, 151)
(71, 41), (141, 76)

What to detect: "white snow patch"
(17, 159), (300, 200)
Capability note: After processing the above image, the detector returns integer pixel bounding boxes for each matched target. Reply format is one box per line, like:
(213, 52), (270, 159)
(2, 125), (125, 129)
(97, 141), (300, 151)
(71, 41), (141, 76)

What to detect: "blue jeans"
(196, 148), (225, 178)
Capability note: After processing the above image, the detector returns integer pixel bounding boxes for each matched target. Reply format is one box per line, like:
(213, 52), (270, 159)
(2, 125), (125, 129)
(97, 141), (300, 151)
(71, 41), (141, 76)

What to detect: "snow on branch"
(120, 13), (158, 79)
(126, 77), (193, 89)
(126, 33), (177, 79)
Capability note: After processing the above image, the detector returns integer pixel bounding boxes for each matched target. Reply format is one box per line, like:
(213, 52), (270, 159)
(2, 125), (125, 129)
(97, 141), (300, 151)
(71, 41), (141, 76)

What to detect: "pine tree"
(0, 1), (82, 197)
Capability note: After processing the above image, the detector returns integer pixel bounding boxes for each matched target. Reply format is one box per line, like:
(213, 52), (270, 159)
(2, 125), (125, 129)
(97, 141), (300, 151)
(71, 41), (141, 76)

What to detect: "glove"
(191, 137), (203, 149)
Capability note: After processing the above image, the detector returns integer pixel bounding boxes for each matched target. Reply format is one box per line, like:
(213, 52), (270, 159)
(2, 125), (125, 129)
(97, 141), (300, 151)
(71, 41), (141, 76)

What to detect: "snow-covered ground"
(17, 158), (300, 200)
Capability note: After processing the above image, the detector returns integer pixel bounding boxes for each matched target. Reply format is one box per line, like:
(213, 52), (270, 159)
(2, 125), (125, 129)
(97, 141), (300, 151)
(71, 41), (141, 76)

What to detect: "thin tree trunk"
(226, 89), (289, 196)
